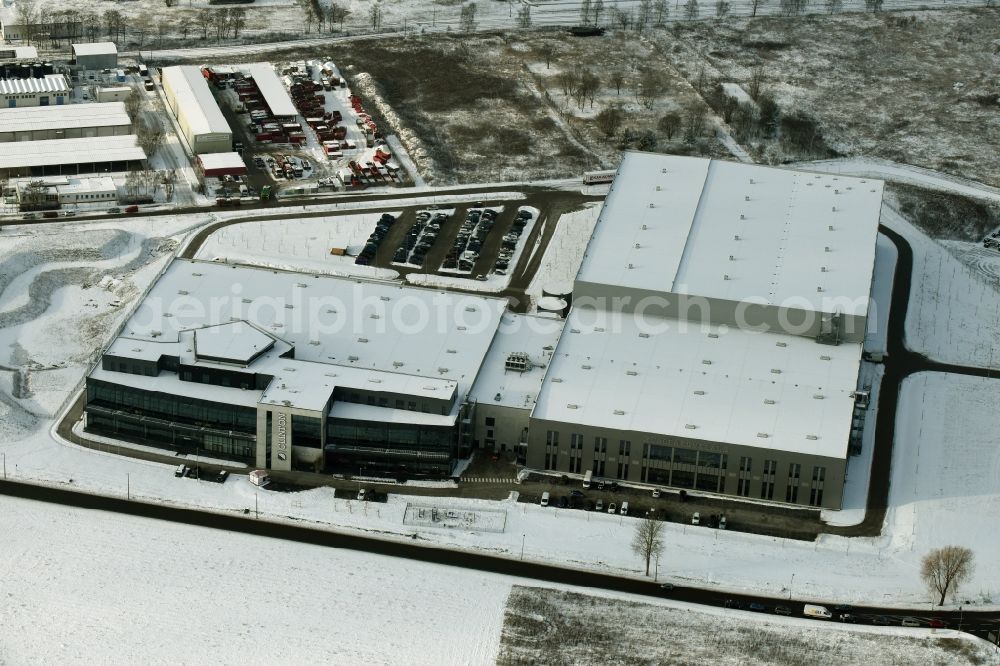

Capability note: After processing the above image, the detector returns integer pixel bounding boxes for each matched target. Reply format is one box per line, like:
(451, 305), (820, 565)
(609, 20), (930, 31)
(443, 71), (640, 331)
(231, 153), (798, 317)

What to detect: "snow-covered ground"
(0, 494), (509, 665)
(6, 495), (990, 665)
(195, 211), (403, 280)
(525, 202), (601, 306)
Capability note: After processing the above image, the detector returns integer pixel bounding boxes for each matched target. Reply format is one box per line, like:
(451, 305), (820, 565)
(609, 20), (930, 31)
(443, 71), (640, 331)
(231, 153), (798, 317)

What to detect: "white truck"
(803, 604), (832, 619)
(583, 470), (592, 488)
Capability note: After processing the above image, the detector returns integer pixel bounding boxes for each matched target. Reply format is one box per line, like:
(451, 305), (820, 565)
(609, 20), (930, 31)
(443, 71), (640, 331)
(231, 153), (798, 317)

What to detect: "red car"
(124, 205), (139, 214)
(929, 618), (948, 629)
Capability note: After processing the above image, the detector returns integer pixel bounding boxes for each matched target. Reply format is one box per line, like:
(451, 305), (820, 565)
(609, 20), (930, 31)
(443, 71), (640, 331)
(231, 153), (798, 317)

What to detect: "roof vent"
(627, 263), (634, 269)
(447, 349), (457, 354)
(370, 313), (380, 319)
(771, 368), (782, 374)
(638, 332), (650, 338)
(817, 286), (824, 292)
(438, 367), (449, 374)
(813, 394), (825, 400)
(702, 359), (712, 365)
(821, 266), (827, 272)
(776, 341), (787, 347)
(764, 399), (775, 405)
(749, 178), (755, 184)
(734, 234), (741, 241)
(729, 255), (735, 261)
(655, 185), (662, 191)
(740, 214), (745, 220)
(693, 390), (705, 395)
(613, 409), (625, 415)
(494, 393), (502, 402)
(380, 296), (390, 302)
(744, 195), (750, 201)
(724, 274), (730, 281)
(634, 243), (641, 249)
(626, 370), (638, 376)
(820, 355), (831, 361)
(806, 435), (819, 440)
(552, 378), (564, 383)
(368, 378), (382, 384)
(661, 168), (668, 174)
(457, 325), (467, 331)
(648, 203), (655, 209)
(582, 364), (592, 370)
(684, 424), (697, 430)
(284, 304), (294, 309)
(242, 298), (252, 304)
(641, 224), (648, 230)
(296, 283), (308, 288)
(832, 206), (837, 213)
(358, 337), (369, 343)
(708, 333), (719, 338)
(824, 246), (831, 253)
(757, 432), (769, 438)
(464, 306), (476, 312)
(567, 403), (579, 410)
(309, 340), (320, 346)
(178, 290), (189, 295)
(828, 225), (834, 231)
(570, 328), (581, 334)
(348, 355), (359, 362)
(393, 361), (404, 368)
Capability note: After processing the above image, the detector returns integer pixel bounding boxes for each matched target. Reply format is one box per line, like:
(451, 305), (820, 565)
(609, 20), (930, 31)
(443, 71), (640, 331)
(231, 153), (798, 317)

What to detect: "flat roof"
(0, 135), (145, 170)
(0, 102), (130, 134)
(577, 153), (883, 316)
(0, 74), (69, 95)
(108, 259), (507, 412)
(194, 322), (274, 364)
(0, 46), (38, 60)
(241, 63), (297, 118)
(162, 66), (231, 137)
(198, 152), (246, 171)
(532, 306), (862, 459)
(469, 313), (565, 410)
(72, 42), (118, 56)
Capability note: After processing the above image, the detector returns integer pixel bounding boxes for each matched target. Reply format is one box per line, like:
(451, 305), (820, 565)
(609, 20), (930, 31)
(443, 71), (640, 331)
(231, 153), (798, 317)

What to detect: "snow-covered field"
(0, 495), (510, 665)
(6, 496), (991, 665)
(499, 586), (995, 666)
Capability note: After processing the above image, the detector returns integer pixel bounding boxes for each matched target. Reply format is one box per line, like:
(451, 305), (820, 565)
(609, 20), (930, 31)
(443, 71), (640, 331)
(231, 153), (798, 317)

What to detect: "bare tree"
(631, 518), (666, 576)
(230, 7), (248, 37)
(749, 0), (767, 16)
(125, 88), (143, 120)
(715, 0), (731, 17)
(684, 0), (699, 20)
(636, 69), (668, 109)
(595, 106), (624, 138)
(539, 42), (555, 69)
(921, 546), (974, 606)
(747, 65), (765, 101)
(636, 0), (653, 31)
(15, 0), (40, 45)
(516, 4), (531, 28)
(610, 70), (626, 95)
(658, 111), (682, 139)
(137, 116), (165, 157)
(580, 0), (592, 24)
(653, 0), (669, 26)
(579, 69), (600, 108)
(592, 0), (605, 23)
(327, 3), (350, 30)
(611, 7), (631, 30)
(683, 107), (706, 144)
(779, 0), (807, 15)
(864, 0), (883, 10)
(369, 2), (383, 31)
(460, 2), (477, 31)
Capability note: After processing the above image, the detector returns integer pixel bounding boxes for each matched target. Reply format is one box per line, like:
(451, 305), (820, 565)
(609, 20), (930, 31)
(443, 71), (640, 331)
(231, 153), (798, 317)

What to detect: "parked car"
(651, 488), (661, 498)
(124, 204), (139, 214)
(901, 617), (921, 627)
(620, 502), (629, 516)
(540, 491), (550, 507)
(839, 613), (859, 624)
(929, 618), (948, 629)
(659, 583), (674, 591)
(174, 464), (186, 477)
(749, 602), (766, 612)
(872, 616), (893, 626)
(595, 499), (604, 512)
(357, 489), (367, 501)
(724, 599), (744, 610)
(691, 512), (701, 525)
(774, 606), (792, 616)
(607, 502), (617, 514)
(570, 490), (585, 498)
(719, 515), (727, 530)
(557, 495), (568, 509)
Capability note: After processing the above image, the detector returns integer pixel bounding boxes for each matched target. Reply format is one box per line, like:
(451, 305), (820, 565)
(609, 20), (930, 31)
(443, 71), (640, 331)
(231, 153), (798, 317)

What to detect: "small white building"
(17, 176), (117, 208)
(71, 42), (118, 70)
(96, 86), (131, 103)
(0, 46), (38, 60)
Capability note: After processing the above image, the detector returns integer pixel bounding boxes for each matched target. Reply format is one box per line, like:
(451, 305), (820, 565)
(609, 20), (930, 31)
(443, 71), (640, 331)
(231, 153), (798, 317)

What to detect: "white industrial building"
(0, 102), (131, 142)
(0, 134), (147, 177)
(161, 66), (232, 154)
(0, 74), (69, 107)
(71, 42), (118, 70)
(0, 46), (37, 60)
(526, 152), (884, 509)
(17, 176), (117, 208)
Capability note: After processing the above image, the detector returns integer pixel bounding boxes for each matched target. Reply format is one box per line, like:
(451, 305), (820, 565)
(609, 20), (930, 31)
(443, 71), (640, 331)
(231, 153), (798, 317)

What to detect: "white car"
(652, 488), (661, 498)
(607, 502), (617, 514)
(620, 502), (629, 516)
(719, 515), (727, 530)
(357, 489), (367, 501)
(691, 512), (701, 525)
(540, 491), (550, 507)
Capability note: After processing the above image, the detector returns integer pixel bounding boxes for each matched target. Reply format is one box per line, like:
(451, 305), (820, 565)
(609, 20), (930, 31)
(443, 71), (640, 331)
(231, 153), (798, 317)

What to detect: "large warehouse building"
(0, 135), (146, 178)
(0, 102), (131, 142)
(161, 65), (232, 154)
(525, 153), (883, 509)
(81, 153), (883, 509)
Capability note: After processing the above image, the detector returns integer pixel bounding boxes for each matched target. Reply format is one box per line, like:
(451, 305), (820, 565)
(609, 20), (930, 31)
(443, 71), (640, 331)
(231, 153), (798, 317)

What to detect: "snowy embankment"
(525, 202), (601, 306)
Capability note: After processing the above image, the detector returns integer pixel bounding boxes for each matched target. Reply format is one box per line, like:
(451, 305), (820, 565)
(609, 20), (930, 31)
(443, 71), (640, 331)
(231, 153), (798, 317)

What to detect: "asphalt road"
(2, 479), (998, 642)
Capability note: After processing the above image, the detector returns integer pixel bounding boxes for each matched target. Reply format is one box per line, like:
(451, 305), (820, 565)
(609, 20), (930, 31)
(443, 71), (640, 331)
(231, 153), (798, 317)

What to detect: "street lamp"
(789, 573), (795, 600)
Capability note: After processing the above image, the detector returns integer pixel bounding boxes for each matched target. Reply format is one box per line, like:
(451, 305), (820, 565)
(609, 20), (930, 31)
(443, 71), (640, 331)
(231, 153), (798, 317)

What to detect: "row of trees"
(631, 517), (976, 609)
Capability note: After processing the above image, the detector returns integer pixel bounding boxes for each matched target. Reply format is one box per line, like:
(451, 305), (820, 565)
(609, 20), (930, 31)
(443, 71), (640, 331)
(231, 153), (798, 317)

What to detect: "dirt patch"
(891, 183), (1000, 241)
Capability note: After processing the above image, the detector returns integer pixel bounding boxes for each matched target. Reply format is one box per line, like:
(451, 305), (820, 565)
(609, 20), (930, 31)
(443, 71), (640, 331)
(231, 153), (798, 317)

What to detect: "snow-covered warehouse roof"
(101, 259), (508, 414)
(0, 46), (38, 59)
(161, 65), (231, 136)
(0, 74), (69, 95)
(576, 152), (883, 317)
(0, 102), (130, 134)
(532, 306), (862, 459)
(241, 63), (297, 118)
(71, 42), (117, 57)
(0, 135), (145, 170)
(197, 151), (246, 173)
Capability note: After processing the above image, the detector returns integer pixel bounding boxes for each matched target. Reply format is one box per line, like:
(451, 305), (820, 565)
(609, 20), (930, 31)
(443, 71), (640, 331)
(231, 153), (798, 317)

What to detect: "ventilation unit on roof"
(764, 399), (775, 405)
(626, 370), (638, 376)
(832, 206), (837, 213)
(828, 225), (834, 231)
(638, 332), (650, 338)
(567, 404), (579, 410)
(656, 185), (662, 191)
(380, 296), (390, 302)
(627, 263), (634, 269)
(702, 360), (712, 365)
(820, 355), (831, 361)
(613, 409), (625, 415)
(684, 424), (697, 430)
(446, 349), (457, 354)
(825, 246), (831, 253)
(437, 367), (449, 374)
(771, 368), (782, 374)
(358, 337), (368, 343)
(708, 333), (719, 338)
(806, 435), (819, 440)
(494, 393), (502, 402)
(734, 234), (741, 241)
(552, 378), (563, 383)
(465, 306), (476, 312)
(457, 326), (467, 331)
(724, 274), (730, 281)
(581, 364), (592, 370)
(393, 361), (404, 368)
(284, 304), (294, 309)
(178, 290), (189, 296)
(749, 178), (755, 184)
(505, 352), (531, 373)
(296, 283), (307, 288)
(309, 340), (320, 346)
(693, 390), (705, 395)
(776, 341), (787, 347)
(757, 432), (769, 438)
(348, 355), (359, 362)
(729, 255), (735, 261)
(813, 394), (825, 400)
(821, 266), (828, 272)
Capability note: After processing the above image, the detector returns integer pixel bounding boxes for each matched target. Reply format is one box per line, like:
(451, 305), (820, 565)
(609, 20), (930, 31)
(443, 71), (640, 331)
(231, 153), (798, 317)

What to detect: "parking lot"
(516, 473), (824, 541)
